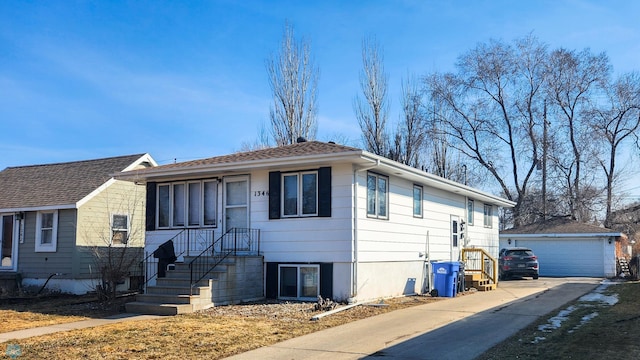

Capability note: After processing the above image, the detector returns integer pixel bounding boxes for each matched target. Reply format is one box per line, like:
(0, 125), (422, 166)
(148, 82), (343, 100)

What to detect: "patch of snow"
(568, 312), (599, 333)
(535, 282), (618, 338)
(531, 336), (546, 344)
(538, 305), (577, 332)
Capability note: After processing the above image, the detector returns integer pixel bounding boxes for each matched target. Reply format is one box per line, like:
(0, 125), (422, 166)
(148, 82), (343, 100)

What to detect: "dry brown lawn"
(2, 295), (442, 359)
(6, 283), (640, 359)
(478, 281), (640, 360)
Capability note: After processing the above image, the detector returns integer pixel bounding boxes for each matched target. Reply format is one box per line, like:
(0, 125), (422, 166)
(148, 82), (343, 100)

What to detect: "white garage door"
(512, 239), (605, 277)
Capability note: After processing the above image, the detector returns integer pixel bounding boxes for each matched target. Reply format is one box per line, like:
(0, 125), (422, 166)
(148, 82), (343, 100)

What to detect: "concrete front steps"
(126, 255), (264, 315)
(125, 257), (227, 315)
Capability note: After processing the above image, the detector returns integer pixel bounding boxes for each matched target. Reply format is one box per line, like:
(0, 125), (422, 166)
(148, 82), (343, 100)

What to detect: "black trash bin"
(153, 240), (177, 278)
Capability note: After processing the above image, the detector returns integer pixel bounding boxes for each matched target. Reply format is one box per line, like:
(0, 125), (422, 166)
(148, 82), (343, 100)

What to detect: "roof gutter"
(362, 153), (516, 208)
(499, 232), (624, 238)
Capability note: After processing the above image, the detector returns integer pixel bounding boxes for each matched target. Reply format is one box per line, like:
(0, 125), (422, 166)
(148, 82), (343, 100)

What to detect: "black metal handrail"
(132, 229), (188, 291)
(188, 228), (260, 295)
(134, 229), (194, 292)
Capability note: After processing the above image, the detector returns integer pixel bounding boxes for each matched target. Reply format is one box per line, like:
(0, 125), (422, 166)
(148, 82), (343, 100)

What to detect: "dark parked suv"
(498, 247), (539, 280)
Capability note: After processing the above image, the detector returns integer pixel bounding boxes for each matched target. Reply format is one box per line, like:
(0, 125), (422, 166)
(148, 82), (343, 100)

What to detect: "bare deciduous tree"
(545, 48), (610, 221)
(588, 72), (640, 226)
(355, 36), (390, 156)
(427, 36), (548, 226)
(389, 74), (427, 166)
(266, 22), (318, 146)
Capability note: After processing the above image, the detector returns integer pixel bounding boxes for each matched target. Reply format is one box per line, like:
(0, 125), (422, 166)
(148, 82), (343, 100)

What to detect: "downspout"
(350, 158), (380, 303)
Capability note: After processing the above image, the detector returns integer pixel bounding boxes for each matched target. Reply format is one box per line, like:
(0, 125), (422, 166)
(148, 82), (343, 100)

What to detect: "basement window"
(278, 264), (319, 300)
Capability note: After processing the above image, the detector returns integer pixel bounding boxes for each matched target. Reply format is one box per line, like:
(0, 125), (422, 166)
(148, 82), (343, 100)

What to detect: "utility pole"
(542, 100), (548, 221)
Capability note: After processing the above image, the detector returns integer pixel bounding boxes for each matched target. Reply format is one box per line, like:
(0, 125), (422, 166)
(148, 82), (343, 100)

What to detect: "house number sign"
(253, 191), (269, 197)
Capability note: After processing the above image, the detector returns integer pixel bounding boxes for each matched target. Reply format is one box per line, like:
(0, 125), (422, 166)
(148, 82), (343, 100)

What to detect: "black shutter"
(269, 171), (281, 219)
(145, 182), (156, 231)
(318, 167), (331, 217)
(320, 263), (333, 299)
(265, 262), (278, 299)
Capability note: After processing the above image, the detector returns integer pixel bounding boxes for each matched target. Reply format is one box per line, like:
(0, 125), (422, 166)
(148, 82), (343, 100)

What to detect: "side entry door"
(1, 214), (16, 270)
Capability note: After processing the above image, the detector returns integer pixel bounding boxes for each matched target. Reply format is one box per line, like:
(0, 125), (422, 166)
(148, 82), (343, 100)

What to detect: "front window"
(282, 171), (317, 217)
(36, 210), (58, 252)
(367, 173), (388, 219)
(467, 199), (474, 226)
(278, 264), (319, 300)
(484, 204), (493, 228)
(413, 185), (423, 217)
(157, 180), (218, 228)
(111, 214), (129, 245)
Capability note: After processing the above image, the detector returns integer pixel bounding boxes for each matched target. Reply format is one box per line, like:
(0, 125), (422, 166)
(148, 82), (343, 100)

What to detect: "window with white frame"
(483, 204), (493, 228)
(413, 185), (423, 217)
(367, 173), (388, 219)
(35, 210), (58, 252)
(282, 171), (318, 217)
(467, 199), (474, 226)
(278, 264), (319, 299)
(157, 180), (218, 228)
(111, 214), (129, 245)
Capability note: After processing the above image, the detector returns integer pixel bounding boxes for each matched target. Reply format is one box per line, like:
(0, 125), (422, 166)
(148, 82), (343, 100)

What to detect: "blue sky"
(1, 0), (639, 171)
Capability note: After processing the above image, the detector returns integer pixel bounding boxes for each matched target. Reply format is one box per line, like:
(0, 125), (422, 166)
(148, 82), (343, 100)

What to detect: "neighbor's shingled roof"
(147, 141), (361, 171)
(502, 217), (618, 234)
(0, 154), (145, 210)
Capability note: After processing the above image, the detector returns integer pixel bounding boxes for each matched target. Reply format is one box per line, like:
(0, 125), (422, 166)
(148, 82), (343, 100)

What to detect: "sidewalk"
(226, 278), (601, 360)
(0, 314), (161, 343)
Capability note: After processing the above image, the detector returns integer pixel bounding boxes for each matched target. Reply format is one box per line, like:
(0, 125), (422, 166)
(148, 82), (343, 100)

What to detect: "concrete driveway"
(226, 277), (602, 360)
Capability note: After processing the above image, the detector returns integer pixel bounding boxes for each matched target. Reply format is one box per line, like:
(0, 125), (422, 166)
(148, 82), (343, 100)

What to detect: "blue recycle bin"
(431, 261), (461, 297)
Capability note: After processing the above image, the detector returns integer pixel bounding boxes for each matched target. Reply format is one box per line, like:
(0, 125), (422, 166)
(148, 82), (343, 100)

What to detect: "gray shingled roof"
(145, 141), (361, 171)
(502, 217), (618, 234)
(0, 154), (145, 210)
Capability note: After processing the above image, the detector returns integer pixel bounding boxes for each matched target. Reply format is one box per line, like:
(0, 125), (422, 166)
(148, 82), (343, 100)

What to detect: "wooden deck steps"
(465, 273), (496, 292)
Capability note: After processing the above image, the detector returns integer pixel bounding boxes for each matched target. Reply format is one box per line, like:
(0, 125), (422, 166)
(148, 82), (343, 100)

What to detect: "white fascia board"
(499, 232), (623, 239)
(122, 153), (158, 172)
(0, 204), (76, 212)
(363, 152), (516, 208)
(116, 151), (364, 182)
(76, 178), (116, 208)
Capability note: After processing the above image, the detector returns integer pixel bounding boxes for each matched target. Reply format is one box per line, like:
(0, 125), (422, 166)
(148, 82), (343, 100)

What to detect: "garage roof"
(501, 217), (624, 238)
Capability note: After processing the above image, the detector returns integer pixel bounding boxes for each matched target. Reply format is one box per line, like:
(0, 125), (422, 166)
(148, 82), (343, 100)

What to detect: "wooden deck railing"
(461, 248), (498, 284)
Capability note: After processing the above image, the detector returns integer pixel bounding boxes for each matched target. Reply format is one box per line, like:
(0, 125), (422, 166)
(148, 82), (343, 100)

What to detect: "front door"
(223, 176), (249, 232)
(1, 214), (16, 270)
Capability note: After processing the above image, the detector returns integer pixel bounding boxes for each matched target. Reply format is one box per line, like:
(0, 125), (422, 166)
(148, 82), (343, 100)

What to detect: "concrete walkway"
(0, 314), (161, 343)
(226, 277), (602, 360)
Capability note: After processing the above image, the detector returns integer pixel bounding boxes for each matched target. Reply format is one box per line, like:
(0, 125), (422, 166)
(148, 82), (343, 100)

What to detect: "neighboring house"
(119, 140), (514, 310)
(499, 217), (626, 278)
(0, 154), (156, 294)
(610, 203), (640, 257)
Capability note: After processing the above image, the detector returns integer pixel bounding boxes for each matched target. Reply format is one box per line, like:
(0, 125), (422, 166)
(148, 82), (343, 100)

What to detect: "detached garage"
(499, 218), (624, 277)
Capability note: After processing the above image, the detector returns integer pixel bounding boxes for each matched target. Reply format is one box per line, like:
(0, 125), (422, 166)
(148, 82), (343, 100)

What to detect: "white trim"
(281, 170), (319, 217)
(76, 178), (116, 208)
(35, 210), (58, 252)
(78, 154), (156, 208)
(223, 175), (250, 232)
(0, 204), (75, 213)
(0, 213), (18, 271)
(413, 184), (423, 218)
(277, 264), (320, 300)
(110, 213), (130, 246)
(122, 153), (158, 172)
